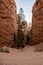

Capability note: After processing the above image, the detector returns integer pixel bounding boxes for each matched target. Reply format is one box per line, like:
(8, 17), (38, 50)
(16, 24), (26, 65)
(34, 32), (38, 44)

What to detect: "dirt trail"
(0, 45), (43, 65)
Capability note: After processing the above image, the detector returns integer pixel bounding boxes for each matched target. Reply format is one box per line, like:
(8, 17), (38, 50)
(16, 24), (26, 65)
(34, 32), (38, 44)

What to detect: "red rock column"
(0, 0), (18, 47)
(31, 0), (43, 45)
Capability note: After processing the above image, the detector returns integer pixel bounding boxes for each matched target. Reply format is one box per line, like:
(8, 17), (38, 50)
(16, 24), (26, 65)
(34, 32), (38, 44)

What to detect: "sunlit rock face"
(31, 0), (43, 45)
(0, 0), (18, 47)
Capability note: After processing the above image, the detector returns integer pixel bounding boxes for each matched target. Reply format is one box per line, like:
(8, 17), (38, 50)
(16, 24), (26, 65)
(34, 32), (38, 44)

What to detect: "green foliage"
(13, 25), (25, 49)
(13, 26), (30, 48)
(26, 31), (30, 45)
(13, 13), (26, 48)
(17, 25), (25, 48)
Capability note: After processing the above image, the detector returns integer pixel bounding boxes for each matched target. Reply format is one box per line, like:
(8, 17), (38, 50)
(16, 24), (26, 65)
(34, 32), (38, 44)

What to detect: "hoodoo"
(31, 0), (43, 45)
(0, 0), (18, 47)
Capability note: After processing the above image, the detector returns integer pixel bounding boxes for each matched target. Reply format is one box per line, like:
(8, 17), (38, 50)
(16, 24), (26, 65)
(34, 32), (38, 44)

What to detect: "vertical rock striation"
(31, 0), (43, 45)
(0, 0), (18, 47)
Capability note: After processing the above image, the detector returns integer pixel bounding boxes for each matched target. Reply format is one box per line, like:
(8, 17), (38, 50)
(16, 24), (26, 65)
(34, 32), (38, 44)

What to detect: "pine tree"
(17, 24), (25, 48)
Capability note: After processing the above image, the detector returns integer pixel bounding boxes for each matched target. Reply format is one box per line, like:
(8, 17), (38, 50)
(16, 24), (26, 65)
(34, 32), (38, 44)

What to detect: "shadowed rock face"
(0, 0), (18, 47)
(31, 0), (43, 45)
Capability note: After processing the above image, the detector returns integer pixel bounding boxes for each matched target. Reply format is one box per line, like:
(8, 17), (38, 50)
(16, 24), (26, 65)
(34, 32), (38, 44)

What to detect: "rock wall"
(31, 0), (43, 45)
(0, 0), (18, 47)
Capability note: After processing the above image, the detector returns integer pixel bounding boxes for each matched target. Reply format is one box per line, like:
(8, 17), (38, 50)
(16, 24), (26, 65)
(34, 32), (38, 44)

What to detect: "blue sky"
(15, 0), (35, 24)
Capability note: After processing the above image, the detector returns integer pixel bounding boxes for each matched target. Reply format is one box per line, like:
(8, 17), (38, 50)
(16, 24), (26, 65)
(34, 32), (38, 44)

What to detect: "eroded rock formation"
(31, 0), (43, 45)
(0, 0), (18, 47)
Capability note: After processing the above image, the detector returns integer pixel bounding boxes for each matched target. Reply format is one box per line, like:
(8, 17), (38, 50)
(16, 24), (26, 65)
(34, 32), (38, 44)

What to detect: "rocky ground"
(0, 44), (43, 65)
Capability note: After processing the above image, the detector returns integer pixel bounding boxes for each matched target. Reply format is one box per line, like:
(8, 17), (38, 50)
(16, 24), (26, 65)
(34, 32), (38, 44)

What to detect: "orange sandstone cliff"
(0, 0), (18, 47)
(31, 0), (43, 45)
